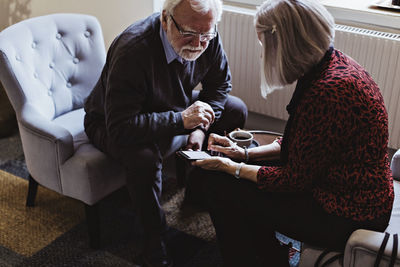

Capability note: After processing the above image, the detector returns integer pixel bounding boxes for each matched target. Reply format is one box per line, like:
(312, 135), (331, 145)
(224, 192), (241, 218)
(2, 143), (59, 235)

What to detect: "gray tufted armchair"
(0, 13), (126, 248)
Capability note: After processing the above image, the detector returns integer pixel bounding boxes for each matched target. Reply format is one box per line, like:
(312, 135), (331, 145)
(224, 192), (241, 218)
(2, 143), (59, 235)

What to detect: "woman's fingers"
(208, 134), (232, 149)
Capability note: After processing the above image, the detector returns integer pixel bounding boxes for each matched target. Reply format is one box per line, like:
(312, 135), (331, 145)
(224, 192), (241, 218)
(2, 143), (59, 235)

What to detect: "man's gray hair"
(162, 0), (223, 22)
(255, 0), (334, 95)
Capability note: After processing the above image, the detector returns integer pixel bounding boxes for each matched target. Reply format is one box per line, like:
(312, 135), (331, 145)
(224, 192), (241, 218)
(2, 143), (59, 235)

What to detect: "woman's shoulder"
(312, 49), (378, 97)
(325, 49), (376, 85)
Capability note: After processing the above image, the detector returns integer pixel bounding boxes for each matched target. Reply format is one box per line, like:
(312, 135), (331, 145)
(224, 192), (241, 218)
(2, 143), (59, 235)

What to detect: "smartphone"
(177, 150), (212, 161)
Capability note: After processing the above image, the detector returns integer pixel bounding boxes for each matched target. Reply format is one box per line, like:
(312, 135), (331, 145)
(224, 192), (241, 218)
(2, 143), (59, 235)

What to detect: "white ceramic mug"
(228, 130), (253, 148)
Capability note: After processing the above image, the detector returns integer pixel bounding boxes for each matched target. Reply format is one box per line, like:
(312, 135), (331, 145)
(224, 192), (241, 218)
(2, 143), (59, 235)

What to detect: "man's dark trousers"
(84, 94), (247, 244)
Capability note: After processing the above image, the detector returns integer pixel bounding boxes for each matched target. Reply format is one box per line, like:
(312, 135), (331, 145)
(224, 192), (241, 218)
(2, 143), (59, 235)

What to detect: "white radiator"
(219, 8), (400, 149)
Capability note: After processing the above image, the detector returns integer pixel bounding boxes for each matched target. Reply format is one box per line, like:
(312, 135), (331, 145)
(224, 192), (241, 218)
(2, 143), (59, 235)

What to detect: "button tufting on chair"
(31, 42), (37, 49)
(0, 13), (126, 249)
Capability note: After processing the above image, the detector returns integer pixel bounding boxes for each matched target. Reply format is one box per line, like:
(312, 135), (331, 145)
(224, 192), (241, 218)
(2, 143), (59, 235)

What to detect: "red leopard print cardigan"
(257, 49), (394, 221)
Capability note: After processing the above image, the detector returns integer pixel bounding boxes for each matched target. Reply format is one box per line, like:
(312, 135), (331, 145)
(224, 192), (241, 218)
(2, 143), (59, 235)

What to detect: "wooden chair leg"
(84, 203), (101, 249)
(26, 174), (38, 207)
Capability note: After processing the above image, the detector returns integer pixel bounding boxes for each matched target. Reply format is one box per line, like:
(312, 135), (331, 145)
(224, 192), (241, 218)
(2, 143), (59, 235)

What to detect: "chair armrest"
(344, 229), (399, 267)
(18, 104), (74, 193)
(391, 149), (400, 181)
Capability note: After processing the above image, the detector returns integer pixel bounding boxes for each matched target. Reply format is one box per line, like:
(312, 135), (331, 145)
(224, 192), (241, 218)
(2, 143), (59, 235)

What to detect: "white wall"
(153, 0), (163, 13)
(0, 0), (154, 49)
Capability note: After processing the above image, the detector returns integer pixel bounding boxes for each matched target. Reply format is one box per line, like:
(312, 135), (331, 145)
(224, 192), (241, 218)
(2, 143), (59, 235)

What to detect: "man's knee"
(226, 95), (248, 127)
(212, 95), (248, 134)
(109, 144), (162, 184)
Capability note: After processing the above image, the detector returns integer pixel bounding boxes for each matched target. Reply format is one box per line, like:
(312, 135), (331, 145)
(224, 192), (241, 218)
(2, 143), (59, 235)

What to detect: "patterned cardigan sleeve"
(256, 80), (343, 192)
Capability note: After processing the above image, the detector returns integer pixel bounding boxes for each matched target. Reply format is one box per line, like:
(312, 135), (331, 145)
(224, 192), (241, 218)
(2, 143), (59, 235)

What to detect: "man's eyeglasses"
(169, 15), (217, 42)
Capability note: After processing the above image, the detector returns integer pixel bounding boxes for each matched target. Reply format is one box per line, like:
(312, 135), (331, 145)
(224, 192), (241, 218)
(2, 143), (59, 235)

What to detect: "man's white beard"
(259, 57), (286, 99)
(167, 22), (208, 61)
(178, 44), (208, 61)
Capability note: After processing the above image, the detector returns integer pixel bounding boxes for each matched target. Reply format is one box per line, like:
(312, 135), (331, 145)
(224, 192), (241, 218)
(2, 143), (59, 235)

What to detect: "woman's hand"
(193, 156), (261, 183)
(207, 133), (245, 161)
(191, 156), (236, 173)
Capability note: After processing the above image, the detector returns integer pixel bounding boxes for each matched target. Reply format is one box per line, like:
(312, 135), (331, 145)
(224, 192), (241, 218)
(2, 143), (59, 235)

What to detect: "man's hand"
(181, 101), (215, 130)
(185, 128), (206, 151)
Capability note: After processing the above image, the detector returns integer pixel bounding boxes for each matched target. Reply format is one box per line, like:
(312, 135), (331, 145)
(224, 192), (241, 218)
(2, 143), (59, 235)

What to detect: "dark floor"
(245, 111), (287, 134)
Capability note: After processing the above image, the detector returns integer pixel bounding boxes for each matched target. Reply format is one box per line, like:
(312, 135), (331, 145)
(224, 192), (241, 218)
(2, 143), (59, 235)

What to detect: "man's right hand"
(181, 101), (215, 130)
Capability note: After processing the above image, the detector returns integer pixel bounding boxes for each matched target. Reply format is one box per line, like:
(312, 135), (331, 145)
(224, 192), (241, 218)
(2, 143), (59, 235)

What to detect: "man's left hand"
(185, 129), (206, 151)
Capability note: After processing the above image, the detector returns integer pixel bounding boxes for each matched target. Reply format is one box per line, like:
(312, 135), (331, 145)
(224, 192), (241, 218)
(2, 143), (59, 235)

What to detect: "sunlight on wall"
(0, 0), (153, 49)
(0, 0), (32, 31)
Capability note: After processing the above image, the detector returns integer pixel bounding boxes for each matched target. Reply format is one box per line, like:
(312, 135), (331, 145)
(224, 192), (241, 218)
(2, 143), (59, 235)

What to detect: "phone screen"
(178, 151), (212, 160)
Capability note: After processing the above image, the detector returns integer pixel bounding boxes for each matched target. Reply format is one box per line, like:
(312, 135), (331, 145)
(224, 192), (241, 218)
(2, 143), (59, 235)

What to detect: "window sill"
(223, 0), (400, 33)
(321, 0), (400, 32)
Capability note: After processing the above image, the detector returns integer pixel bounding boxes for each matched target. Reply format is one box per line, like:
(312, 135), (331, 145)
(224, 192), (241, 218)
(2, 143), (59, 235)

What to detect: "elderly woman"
(185, 0), (394, 266)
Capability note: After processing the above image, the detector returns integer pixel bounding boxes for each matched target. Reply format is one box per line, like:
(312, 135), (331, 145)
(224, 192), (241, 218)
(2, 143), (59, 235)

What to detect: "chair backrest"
(0, 13), (106, 121)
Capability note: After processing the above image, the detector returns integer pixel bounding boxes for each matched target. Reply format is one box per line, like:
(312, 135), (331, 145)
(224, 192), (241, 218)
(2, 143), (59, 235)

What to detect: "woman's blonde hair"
(255, 0), (334, 95)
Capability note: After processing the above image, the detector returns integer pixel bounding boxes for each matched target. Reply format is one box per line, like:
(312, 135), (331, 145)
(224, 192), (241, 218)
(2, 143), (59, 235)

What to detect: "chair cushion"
(52, 108), (86, 150)
(53, 108), (125, 205)
(60, 138), (126, 205)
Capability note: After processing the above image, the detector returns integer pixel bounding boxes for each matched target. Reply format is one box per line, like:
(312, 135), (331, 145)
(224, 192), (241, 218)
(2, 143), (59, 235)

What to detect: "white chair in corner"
(0, 14), (126, 249)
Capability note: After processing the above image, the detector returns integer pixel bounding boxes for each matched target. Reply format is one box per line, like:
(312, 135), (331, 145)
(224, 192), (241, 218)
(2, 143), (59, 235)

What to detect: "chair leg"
(84, 203), (101, 249)
(26, 174), (38, 207)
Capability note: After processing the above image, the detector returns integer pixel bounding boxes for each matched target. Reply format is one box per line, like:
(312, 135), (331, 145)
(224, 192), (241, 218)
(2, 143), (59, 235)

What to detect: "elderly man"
(84, 0), (247, 266)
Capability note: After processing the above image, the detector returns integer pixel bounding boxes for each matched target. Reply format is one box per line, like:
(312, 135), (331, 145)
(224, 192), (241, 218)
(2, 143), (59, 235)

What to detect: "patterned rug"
(0, 133), (300, 267)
